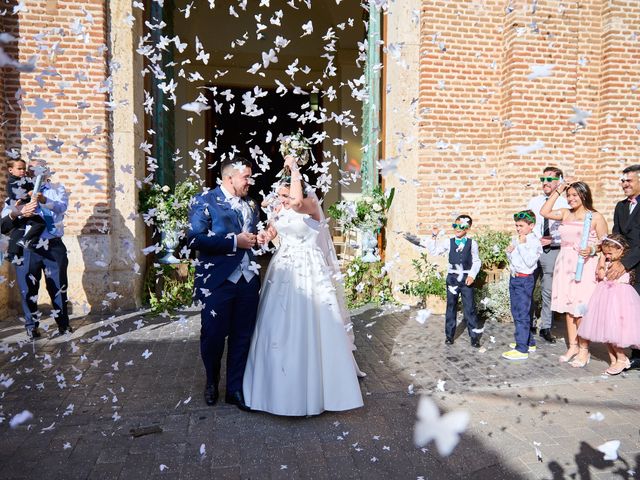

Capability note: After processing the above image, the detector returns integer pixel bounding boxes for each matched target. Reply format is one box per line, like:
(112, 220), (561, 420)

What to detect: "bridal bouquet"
(279, 131), (312, 166)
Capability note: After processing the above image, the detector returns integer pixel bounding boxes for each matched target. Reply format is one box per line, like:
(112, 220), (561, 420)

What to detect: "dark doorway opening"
(203, 87), (322, 202)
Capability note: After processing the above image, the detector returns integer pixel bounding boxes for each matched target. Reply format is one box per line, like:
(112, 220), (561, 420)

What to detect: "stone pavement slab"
(0, 305), (638, 479)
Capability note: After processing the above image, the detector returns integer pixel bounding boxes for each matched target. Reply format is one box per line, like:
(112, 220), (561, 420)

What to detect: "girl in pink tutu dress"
(578, 234), (640, 375)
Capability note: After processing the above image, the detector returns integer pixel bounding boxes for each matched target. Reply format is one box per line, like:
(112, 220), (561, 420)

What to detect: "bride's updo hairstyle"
(278, 175), (309, 198)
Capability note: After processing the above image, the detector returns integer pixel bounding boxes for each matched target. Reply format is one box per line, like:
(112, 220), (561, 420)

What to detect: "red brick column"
(3, 0), (111, 235)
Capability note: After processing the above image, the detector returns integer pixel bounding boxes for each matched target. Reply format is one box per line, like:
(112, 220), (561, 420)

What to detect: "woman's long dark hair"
(567, 181), (596, 212)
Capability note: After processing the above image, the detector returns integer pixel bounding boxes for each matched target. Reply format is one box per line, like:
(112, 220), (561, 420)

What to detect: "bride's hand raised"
(283, 155), (298, 172)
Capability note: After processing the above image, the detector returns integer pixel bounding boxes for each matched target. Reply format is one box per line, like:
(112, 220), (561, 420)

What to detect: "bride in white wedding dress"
(242, 156), (364, 416)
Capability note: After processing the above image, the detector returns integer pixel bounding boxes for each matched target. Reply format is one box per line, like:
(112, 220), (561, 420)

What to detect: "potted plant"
(327, 186), (395, 307)
(473, 228), (511, 285)
(138, 179), (201, 314)
(400, 252), (448, 313)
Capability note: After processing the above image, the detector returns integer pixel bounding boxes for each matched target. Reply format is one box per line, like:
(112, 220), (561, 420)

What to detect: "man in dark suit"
(187, 157), (262, 409)
(608, 164), (640, 370)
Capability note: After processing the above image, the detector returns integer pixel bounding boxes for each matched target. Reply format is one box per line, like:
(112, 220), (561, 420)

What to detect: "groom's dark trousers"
(201, 276), (259, 392)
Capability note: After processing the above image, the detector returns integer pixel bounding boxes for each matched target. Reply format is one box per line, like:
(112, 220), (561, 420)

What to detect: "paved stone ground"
(0, 306), (638, 479)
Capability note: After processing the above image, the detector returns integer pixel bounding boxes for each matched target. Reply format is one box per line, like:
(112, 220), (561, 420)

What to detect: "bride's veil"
(308, 188), (357, 349)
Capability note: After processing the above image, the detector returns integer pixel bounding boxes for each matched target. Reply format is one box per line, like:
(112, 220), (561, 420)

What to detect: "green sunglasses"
(540, 176), (560, 183)
(513, 211), (536, 223)
(452, 223), (470, 230)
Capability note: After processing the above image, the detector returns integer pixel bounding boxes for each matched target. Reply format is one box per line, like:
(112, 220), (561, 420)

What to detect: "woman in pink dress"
(540, 181), (608, 367)
(578, 234), (640, 375)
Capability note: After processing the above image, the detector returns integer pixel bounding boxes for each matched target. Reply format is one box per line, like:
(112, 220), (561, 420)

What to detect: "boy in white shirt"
(502, 210), (543, 360)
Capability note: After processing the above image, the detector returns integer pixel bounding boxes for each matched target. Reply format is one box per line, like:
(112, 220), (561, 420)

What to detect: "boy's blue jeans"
(509, 274), (536, 353)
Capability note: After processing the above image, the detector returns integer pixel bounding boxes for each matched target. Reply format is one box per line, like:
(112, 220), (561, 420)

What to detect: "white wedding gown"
(243, 207), (364, 416)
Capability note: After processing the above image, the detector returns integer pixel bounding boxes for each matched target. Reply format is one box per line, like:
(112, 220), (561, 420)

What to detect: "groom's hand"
(237, 232), (257, 249)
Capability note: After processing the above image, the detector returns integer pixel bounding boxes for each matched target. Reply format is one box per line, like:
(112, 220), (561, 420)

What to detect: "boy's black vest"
(448, 237), (473, 281)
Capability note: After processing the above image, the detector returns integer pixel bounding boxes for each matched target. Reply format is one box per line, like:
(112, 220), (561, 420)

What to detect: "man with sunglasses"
(527, 167), (569, 343)
(607, 165), (640, 370)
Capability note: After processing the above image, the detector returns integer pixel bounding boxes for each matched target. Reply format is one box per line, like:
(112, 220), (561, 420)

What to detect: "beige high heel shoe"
(570, 348), (591, 368)
(559, 343), (579, 363)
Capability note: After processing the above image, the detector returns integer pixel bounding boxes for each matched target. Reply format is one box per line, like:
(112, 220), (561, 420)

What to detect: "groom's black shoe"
(204, 384), (218, 406)
(225, 391), (251, 412)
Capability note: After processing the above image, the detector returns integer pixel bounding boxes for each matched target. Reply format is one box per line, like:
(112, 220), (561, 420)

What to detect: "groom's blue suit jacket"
(188, 186), (260, 298)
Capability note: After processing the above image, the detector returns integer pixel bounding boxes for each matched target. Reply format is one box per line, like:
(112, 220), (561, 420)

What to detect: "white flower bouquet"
(279, 131), (312, 166)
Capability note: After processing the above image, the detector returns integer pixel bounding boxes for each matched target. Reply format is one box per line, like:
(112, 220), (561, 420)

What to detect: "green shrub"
(143, 264), (195, 314)
(473, 228), (511, 270)
(400, 253), (447, 304)
(343, 257), (394, 309)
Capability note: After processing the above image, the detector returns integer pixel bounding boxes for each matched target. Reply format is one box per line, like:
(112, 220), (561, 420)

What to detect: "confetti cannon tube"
(574, 211), (593, 282)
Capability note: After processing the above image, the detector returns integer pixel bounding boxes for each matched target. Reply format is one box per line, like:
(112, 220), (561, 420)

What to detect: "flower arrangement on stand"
(139, 179), (200, 262)
(328, 185), (394, 236)
(328, 185), (395, 308)
(138, 178), (200, 313)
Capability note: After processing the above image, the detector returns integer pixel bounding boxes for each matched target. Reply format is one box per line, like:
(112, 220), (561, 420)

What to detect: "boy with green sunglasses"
(421, 215), (482, 347)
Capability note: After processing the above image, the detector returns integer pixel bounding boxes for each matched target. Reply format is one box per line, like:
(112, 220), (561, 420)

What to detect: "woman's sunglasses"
(540, 176), (560, 183)
(452, 223), (470, 230)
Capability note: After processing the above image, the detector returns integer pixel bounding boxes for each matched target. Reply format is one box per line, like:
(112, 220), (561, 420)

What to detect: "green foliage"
(400, 253), (447, 303)
(144, 264), (195, 315)
(138, 179), (201, 233)
(473, 228), (511, 270)
(343, 257), (394, 308)
(328, 185), (395, 232)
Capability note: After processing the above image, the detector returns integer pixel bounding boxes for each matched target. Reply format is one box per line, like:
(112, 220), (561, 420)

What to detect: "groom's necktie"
(234, 201), (245, 228)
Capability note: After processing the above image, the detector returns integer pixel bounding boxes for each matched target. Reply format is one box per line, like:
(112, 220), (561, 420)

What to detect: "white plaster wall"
(382, 0), (426, 304)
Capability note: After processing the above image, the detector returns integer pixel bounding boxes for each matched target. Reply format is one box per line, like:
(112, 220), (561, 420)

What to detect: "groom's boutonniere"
(247, 199), (256, 211)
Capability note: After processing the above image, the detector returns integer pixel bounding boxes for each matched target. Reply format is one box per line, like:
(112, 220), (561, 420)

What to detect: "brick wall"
(1, 0), (111, 235)
(417, 0), (640, 234)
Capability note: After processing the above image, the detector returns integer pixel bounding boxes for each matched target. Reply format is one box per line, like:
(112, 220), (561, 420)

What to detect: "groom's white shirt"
(220, 185), (255, 283)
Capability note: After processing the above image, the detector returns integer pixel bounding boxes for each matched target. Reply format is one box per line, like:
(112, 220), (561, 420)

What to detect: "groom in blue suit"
(188, 157), (261, 410)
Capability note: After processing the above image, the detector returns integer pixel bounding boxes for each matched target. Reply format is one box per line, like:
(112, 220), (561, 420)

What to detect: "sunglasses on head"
(452, 223), (470, 230)
(513, 211), (535, 222)
(540, 176), (560, 183)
